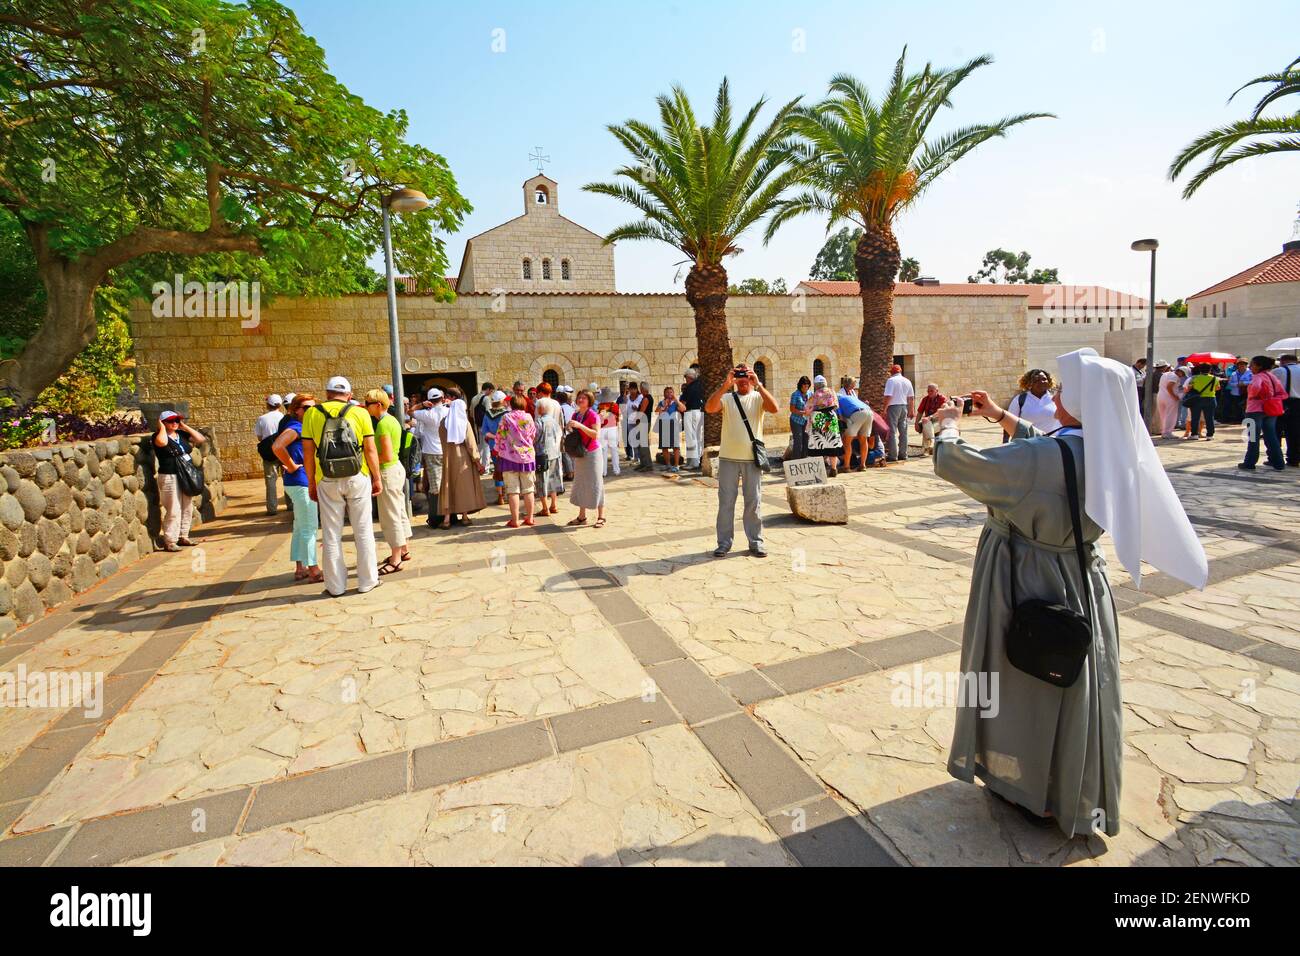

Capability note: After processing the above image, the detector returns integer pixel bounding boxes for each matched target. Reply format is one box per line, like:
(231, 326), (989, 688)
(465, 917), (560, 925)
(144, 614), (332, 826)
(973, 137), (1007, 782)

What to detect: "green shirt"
(301, 400), (376, 477)
(373, 413), (402, 469)
(1189, 373), (1219, 397)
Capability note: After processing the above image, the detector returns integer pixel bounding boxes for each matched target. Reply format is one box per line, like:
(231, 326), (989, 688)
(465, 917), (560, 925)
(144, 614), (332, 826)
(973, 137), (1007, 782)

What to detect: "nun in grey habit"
(931, 348), (1207, 838)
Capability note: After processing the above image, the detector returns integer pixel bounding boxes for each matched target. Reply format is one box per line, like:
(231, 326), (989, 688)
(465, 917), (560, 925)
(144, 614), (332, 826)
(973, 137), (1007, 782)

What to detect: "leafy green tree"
(728, 277), (788, 294)
(1167, 298), (1189, 318)
(767, 51), (1051, 403)
(586, 79), (801, 444)
(1169, 56), (1300, 198)
(968, 249), (1058, 283)
(0, 0), (470, 401)
(898, 257), (920, 282)
(809, 226), (861, 280)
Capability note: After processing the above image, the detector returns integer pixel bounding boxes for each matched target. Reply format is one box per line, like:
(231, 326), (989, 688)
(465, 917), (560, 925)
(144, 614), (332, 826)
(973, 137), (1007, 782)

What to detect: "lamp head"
(1130, 238), (1159, 252)
(387, 188), (431, 213)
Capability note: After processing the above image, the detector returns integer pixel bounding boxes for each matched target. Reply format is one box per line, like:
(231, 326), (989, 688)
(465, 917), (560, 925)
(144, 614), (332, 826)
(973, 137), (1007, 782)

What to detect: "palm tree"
(585, 80), (802, 444)
(766, 50), (1052, 404)
(1169, 56), (1300, 198)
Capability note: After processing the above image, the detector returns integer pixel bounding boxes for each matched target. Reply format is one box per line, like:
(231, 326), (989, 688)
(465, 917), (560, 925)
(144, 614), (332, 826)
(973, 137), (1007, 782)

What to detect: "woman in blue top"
(272, 393), (323, 583)
(789, 376), (811, 460)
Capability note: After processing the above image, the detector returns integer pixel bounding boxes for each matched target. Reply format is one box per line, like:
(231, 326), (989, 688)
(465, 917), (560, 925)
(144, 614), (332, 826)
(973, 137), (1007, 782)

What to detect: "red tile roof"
(1188, 247), (1300, 300)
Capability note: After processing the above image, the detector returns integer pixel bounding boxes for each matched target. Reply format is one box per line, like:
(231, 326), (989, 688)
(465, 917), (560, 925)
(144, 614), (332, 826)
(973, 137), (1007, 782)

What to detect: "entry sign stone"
(783, 457), (827, 487)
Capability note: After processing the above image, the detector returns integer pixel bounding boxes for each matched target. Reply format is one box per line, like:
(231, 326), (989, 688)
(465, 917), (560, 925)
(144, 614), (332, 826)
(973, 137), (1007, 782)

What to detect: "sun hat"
(325, 375), (351, 393)
(491, 389), (507, 404)
(159, 410), (184, 423)
(813, 374), (827, 386)
(596, 387), (619, 404)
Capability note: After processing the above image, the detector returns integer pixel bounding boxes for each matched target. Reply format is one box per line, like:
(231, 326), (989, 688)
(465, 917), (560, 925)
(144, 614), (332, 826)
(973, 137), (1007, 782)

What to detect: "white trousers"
(683, 409), (704, 464)
(600, 427), (621, 475)
(317, 472), (378, 596)
(156, 473), (193, 545)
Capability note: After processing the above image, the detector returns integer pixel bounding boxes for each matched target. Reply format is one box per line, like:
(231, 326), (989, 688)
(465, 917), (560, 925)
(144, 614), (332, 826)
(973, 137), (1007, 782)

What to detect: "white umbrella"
(610, 367), (643, 381)
(1266, 336), (1300, 351)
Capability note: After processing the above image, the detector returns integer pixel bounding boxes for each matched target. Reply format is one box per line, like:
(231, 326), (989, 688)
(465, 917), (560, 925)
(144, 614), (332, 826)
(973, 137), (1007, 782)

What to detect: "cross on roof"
(529, 147), (550, 174)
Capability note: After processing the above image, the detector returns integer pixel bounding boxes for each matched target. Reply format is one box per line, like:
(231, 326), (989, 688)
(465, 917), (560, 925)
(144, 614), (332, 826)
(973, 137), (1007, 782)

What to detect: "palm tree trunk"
(685, 263), (733, 447)
(855, 222), (901, 408)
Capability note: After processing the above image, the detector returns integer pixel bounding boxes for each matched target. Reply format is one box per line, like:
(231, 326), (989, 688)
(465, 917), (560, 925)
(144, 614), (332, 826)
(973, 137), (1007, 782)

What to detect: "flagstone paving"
(0, 419), (1296, 866)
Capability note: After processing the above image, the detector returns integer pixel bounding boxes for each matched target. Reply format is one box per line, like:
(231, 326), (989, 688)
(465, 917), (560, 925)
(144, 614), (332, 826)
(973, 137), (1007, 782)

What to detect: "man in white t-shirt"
(254, 394), (286, 514)
(882, 365), (916, 462)
(411, 387), (448, 527)
(706, 364), (778, 558)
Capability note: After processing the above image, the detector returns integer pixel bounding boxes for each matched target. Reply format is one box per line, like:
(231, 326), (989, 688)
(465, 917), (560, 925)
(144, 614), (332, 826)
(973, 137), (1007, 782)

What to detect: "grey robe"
(934, 420), (1122, 838)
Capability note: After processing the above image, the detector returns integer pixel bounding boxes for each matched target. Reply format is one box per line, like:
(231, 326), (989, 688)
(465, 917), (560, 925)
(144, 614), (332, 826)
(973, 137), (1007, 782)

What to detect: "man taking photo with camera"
(705, 363), (779, 558)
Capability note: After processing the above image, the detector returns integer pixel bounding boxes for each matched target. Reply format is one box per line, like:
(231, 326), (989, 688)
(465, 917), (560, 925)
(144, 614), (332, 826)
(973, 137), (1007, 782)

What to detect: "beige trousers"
(156, 473), (193, 545)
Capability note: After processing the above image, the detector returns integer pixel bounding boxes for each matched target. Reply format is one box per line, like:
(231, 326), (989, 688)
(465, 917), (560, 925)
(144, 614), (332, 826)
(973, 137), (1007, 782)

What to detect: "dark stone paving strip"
(242, 752), (408, 833)
(760, 648), (880, 696)
(412, 720), (555, 790)
(1243, 642), (1300, 674)
(718, 669), (783, 706)
(644, 659), (739, 725)
(767, 796), (899, 867)
(615, 619), (684, 665)
(53, 788), (251, 867)
(690, 714), (826, 816)
(1124, 606), (1260, 654)
(0, 825), (69, 867)
(0, 724), (101, 804)
(849, 630), (960, 671)
(548, 695), (677, 753)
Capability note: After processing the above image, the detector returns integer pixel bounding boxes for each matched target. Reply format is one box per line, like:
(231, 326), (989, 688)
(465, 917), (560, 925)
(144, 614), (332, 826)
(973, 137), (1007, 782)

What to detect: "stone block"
(0, 494), (23, 531)
(14, 480), (45, 523)
(786, 483), (849, 524)
(33, 461), (59, 489)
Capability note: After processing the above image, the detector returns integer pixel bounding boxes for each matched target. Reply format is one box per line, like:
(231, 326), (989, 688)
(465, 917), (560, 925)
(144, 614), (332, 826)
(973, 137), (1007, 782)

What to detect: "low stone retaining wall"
(0, 431), (226, 638)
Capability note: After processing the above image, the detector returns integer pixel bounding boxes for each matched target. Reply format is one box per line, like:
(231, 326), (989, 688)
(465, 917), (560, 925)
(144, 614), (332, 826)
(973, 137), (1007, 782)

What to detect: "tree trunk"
(2, 259), (100, 403)
(855, 222), (900, 408)
(685, 262), (733, 447)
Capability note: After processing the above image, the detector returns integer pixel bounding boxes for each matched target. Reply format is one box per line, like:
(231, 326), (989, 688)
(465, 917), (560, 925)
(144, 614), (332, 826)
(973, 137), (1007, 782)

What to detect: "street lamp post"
(381, 187), (433, 422)
(1131, 238), (1159, 429)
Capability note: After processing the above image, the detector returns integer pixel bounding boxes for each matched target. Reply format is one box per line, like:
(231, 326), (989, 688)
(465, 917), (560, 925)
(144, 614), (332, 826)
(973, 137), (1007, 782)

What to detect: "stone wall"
(132, 291), (1028, 480)
(0, 433), (226, 638)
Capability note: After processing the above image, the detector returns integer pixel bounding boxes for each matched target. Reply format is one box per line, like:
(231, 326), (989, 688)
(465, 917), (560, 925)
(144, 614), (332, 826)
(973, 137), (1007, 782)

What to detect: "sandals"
(378, 558), (404, 576)
(522, 517), (536, 527)
(548, 505), (559, 515)
(506, 520), (520, 529)
(566, 516), (587, 526)
(593, 518), (606, 528)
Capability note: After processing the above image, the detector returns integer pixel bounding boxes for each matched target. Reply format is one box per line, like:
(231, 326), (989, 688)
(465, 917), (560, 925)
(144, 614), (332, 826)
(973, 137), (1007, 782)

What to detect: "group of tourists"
(1136, 353), (1300, 471)
(786, 365), (923, 477)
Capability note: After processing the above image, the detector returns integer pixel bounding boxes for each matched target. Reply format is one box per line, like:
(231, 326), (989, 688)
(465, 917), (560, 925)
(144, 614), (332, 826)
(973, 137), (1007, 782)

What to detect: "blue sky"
(288, 0), (1299, 302)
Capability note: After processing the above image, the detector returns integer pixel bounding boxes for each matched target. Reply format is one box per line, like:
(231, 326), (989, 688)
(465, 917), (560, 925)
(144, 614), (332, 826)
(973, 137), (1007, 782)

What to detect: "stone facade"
(0, 434), (226, 637)
(454, 176), (615, 294)
(131, 290), (1027, 480)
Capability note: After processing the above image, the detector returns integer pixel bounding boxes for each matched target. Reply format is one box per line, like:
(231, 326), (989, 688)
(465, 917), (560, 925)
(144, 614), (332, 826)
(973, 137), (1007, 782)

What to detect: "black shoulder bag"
(730, 392), (771, 472)
(1006, 438), (1092, 688)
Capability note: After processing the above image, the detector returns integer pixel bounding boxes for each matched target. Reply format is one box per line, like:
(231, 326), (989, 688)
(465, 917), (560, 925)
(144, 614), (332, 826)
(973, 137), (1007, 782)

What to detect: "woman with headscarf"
(804, 375), (844, 477)
(438, 387), (487, 527)
(931, 347), (1207, 838)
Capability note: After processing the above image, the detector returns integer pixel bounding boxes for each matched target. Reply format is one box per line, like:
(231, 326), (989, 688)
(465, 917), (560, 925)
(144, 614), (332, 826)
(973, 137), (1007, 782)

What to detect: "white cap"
(491, 389), (507, 403)
(267, 394), (284, 407)
(813, 374), (827, 386)
(558, 385), (574, 394)
(326, 376), (351, 393)
(159, 409), (183, 423)
(427, 387), (443, 400)
(284, 392), (296, 405)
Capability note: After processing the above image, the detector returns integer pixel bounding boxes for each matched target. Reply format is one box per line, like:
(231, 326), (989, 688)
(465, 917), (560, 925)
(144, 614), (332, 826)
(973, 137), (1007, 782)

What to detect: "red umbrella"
(1184, 351), (1238, 365)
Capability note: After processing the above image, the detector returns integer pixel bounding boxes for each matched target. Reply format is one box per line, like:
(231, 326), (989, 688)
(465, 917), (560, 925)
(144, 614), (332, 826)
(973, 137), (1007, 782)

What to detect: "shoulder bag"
(1006, 438), (1092, 688)
(730, 392), (770, 472)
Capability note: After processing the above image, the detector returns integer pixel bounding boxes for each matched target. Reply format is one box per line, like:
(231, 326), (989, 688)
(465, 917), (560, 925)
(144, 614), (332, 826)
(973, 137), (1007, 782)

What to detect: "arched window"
(753, 360), (767, 386)
(561, 258), (571, 280)
(542, 258), (552, 280)
(542, 368), (560, 390)
(522, 258), (532, 280)
(812, 357), (825, 379)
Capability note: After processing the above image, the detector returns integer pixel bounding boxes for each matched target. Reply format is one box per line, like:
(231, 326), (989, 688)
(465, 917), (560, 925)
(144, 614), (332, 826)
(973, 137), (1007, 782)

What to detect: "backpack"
(316, 404), (364, 479)
(257, 416), (292, 464)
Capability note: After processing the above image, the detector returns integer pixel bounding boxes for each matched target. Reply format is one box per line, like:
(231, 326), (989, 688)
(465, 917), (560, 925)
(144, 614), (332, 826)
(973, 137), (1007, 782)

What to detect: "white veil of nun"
(1056, 348), (1208, 590)
(444, 399), (469, 445)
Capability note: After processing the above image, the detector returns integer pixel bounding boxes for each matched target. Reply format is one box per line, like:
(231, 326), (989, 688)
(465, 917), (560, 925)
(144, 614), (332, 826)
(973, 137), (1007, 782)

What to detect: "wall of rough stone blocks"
(132, 291), (1027, 479)
(0, 434), (227, 638)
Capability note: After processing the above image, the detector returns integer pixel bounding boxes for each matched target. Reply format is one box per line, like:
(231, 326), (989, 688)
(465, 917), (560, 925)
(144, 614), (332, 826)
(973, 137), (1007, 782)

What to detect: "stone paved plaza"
(0, 419), (1297, 867)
